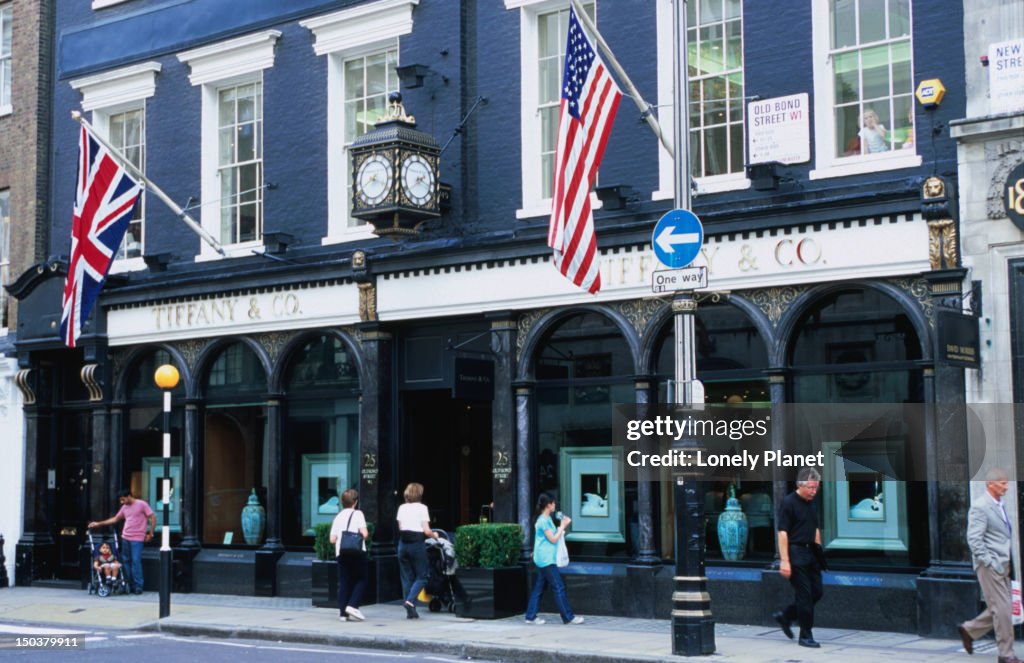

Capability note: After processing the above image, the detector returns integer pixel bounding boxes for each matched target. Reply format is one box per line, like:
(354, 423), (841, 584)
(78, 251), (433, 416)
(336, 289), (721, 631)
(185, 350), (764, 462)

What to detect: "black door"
(402, 390), (492, 533)
(55, 410), (92, 580)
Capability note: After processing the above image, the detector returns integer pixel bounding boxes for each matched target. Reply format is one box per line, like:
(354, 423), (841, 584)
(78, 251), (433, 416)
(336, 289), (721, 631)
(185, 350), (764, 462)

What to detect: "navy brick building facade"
(10, 0), (981, 635)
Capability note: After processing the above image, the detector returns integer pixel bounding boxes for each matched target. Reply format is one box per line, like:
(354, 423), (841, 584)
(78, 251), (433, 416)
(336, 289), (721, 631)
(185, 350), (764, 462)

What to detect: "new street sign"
(653, 209), (704, 268)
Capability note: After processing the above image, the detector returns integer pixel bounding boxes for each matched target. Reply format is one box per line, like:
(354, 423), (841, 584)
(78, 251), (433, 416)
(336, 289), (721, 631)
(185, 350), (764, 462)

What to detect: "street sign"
(652, 266), (708, 293)
(652, 209), (704, 269)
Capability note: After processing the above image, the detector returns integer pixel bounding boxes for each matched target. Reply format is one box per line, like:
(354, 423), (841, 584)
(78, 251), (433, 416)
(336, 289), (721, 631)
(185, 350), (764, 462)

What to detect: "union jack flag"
(547, 6), (621, 294)
(61, 124), (143, 347)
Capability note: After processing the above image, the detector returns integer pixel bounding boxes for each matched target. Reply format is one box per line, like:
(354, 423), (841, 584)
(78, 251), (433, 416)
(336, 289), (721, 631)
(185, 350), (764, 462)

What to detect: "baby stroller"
(424, 529), (460, 613)
(87, 527), (129, 597)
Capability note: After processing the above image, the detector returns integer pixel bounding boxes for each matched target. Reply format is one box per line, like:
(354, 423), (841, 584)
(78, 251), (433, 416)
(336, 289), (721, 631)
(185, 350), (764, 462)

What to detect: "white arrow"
(656, 226), (701, 253)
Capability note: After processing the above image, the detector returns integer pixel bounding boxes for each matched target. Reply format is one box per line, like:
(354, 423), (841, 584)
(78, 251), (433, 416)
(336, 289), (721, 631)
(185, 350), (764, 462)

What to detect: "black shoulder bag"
(339, 510), (364, 556)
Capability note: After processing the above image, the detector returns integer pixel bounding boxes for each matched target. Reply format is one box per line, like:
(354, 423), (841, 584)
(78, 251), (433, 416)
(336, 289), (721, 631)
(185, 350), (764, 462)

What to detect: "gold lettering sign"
(151, 293), (304, 330)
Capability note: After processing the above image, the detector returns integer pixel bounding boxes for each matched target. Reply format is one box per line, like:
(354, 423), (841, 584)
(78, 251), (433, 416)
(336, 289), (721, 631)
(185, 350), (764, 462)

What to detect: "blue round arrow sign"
(652, 209), (704, 269)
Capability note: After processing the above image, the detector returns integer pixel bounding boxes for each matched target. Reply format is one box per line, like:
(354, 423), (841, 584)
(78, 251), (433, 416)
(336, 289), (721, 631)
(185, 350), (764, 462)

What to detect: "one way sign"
(652, 209), (704, 269)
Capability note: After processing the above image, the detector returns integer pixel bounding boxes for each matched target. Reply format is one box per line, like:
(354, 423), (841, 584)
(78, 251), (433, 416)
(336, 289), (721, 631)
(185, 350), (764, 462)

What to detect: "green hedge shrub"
(454, 523), (523, 568)
(313, 521), (375, 561)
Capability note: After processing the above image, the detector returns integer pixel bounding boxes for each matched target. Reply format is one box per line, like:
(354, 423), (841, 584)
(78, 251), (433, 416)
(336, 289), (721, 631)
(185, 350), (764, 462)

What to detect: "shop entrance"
(401, 390), (492, 533)
(55, 410), (92, 580)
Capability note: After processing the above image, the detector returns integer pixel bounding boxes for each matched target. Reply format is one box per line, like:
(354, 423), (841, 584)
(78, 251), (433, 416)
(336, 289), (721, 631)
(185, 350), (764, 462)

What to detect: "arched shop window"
(202, 342), (267, 546)
(281, 334), (361, 547)
(534, 312), (635, 559)
(788, 287), (926, 567)
(654, 302), (772, 562)
(124, 349), (185, 540)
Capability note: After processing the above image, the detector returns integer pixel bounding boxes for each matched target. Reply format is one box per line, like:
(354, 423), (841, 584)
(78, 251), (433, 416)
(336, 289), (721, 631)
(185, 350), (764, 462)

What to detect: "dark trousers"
(783, 558), (823, 639)
(337, 553), (368, 613)
(525, 564), (575, 623)
(398, 540), (428, 604)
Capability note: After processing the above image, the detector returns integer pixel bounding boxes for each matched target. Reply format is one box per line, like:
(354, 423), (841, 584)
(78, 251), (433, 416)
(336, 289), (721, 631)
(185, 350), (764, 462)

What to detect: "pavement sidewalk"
(0, 586), (986, 662)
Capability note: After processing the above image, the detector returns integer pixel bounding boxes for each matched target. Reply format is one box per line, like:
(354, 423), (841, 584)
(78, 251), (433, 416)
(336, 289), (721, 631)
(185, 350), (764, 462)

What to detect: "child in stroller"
(424, 529), (467, 613)
(88, 529), (129, 597)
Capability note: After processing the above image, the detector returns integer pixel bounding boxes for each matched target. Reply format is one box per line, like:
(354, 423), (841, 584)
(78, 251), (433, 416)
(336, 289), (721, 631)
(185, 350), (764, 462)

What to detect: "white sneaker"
(568, 616), (585, 625)
(525, 618), (546, 625)
(345, 606), (366, 621)
(339, 615), (348, 622)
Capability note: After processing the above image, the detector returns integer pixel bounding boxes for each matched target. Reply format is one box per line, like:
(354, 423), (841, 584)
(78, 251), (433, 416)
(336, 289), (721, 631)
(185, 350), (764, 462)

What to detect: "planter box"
(312, 558), (377, 608)
(455, 566), (527, 619)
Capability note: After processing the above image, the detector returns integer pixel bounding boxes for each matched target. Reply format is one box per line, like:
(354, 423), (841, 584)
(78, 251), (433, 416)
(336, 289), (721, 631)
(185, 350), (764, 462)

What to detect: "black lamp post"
(154, 364), (179, 618)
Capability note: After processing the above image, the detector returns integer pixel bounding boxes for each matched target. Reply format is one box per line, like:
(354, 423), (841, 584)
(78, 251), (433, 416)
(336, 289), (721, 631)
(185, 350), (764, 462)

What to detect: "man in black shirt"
(773, 467), (824, 648)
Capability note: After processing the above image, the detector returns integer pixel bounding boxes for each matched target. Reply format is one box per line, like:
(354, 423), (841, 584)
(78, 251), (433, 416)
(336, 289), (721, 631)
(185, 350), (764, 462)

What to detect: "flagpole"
(70, 111), (227, 257)
(568, 0), (674, 158)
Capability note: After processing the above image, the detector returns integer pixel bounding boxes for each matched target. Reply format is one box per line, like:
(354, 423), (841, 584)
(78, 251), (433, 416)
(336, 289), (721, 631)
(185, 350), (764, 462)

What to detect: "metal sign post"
(668, 0), (715, 656)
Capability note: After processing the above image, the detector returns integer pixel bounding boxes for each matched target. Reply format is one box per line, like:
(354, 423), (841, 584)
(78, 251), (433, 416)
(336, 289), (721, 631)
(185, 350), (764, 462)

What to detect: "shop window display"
(282, 334), (360, 547)
(202, 342), (267, 546)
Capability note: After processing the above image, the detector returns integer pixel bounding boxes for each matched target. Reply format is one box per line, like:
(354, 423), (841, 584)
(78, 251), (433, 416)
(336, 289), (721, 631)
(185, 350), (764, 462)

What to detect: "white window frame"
(654, 0), (749, 200)
(809, 0), (921, 180)
(0, 2), (12, 116)
(178, 30), (280, 260)
(70, 62), (161, 274)
(508, 0), (603, 219)
(301, 0), (418, 245)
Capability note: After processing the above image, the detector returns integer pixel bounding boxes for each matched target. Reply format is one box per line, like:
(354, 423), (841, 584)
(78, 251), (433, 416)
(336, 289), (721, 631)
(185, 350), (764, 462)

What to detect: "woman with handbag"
(396, 482), (440, 619)
(329, 488), (369, 622)
(524, 492), (583, 625)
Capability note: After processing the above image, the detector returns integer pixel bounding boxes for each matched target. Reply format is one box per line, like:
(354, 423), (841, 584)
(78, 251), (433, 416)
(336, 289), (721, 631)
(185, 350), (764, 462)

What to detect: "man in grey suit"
(958, 468), (1020, 663)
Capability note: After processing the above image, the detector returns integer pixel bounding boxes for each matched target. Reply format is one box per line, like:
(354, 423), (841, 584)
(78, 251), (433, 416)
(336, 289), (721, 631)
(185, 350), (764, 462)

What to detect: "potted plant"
(311, 522), (376, 608)
(453, 523), (526, 619)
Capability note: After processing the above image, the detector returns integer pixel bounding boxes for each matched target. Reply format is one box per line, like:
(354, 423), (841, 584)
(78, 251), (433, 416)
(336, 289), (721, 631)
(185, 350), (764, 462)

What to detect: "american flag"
(61, 124), (143, 347)
(547, 6), (621, 294)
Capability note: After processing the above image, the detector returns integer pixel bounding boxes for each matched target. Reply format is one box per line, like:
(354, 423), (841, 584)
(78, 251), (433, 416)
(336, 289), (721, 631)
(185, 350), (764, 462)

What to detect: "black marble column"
(487, 314), (517, 524)
(765, 370), (788, 563)
(108, 406), (124, 512)
(255, 396), (285, 596)
(917, 269), (976, 638)
(89, 405), (110, 526)
(358, 323), (399, 602)
(631, 376), (659, 565)
(514, 381), (534, 560)
(180, 401), (201, 550)
(16, 368), (55, 585)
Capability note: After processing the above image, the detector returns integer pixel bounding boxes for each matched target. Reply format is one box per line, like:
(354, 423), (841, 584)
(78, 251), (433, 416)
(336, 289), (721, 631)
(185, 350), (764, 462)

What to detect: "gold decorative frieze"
(749, 285), (809, 327)
(616, 298), (668, 337)
(516, 308), (550, 363)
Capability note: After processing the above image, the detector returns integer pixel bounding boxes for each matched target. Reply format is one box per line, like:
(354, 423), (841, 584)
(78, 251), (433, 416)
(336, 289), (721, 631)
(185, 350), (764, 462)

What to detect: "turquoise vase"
(241, 488), (265, 545)
(716, 487), (748, 561)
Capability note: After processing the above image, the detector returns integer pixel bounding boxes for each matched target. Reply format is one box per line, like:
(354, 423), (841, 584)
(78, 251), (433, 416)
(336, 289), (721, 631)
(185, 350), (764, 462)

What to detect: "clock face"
(401, 154), (436, 206)
(356, 153), (393, 206)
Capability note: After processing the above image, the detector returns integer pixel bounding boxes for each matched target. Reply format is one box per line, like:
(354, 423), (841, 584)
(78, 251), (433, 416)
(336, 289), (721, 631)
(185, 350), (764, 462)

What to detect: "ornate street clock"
(351, 92), (442, 236)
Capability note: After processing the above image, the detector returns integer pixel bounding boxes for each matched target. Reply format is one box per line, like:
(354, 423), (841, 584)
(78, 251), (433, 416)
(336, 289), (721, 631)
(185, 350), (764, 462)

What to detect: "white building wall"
(0, 355), (24, 585)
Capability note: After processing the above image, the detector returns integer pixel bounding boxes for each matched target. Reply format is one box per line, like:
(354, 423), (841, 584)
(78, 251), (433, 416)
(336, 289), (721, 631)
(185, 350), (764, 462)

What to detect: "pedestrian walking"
(524, 492), (583, 625)
(88, 489), (155, 595)
(957, 468), (1021, 663)
(773, 467), (825, 648)
(329, 488), (369, 622)
(396, 482), (440, 619)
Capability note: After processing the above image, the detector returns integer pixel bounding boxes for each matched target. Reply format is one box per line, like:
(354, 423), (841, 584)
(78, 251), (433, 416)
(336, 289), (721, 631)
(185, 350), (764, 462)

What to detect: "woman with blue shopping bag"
(524, 493), (583, 625)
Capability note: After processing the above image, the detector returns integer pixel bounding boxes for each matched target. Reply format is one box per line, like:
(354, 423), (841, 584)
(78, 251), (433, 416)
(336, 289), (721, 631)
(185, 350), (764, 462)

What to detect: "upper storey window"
(301, 0), (415, 244)
(178, 30), (279, 258)
(687, 0), (744, 179)
(70, 61), (161, 272)
(511, 0), (596, 218)
(1, 3), (12, 114)
(811, 0), (920, 178)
